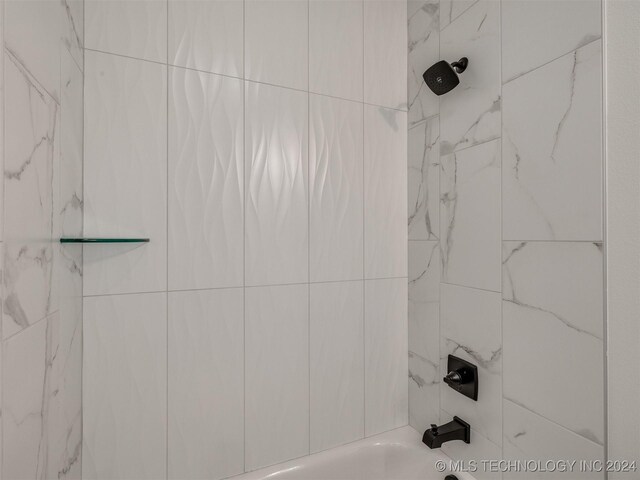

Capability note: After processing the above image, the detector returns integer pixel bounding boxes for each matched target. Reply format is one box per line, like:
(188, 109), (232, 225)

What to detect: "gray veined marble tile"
(439, 0), (478, 31)
(440, 0), (500, 155)
(502, 0), (601, 84)
(503, 41), (603, 241)
(440, 139), (501, 292)
(408, 116), (439, 240)
(408, 240), (440, 362)
(408, 0), (439, 126)
(440, 283), (502, 447)
(503, 241), (604, 446)
(503, 399), (604, 480)
(409, 351), (440, 434)
(3, 51), (59, 339)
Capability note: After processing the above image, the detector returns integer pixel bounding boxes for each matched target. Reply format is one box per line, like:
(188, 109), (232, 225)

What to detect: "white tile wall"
(245, 0), (308, 91)
(439, 0), (476, 30)
(168, 67), (244, 291)
(84, 51), (167, 296)
(168, 0), (244, 78)
(245, 284), (309, 470)
(408, 240), (439, 361)
(85, 0), (168, 63)
(408, 351), (439, 433)
(364, 104), (408, 278)
(245, 82), (309, 286)
(310, 281), (364, 453)
(365, 278), (408, 436)
(309, 95), (363, 282)
(168, 288), (244, 480)
(83, 292), (167, 480)
(364, 0), (408, 110)
(309, 0), (363, 101)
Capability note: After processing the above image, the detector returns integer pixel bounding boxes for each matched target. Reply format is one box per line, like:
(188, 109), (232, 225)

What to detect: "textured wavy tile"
(441, 283), (502, 447)
(168, 288), (244, 480)
(503, 400), (604, 480)
(310, 281), (364, 453)
(408, 115), (439, 240)
(309, 95), (363, 282)
(408, 0), (439, 126)
(245, 82), (308, 286)
(408, 241), (439, 362)
(85, 0), (167, 63)
(309, 0), (363, 101)
(3, 52), (58, 339)
(408, 351), (440, 434)
(364, 105), (407, 279)
(83, 51), (167, 296)
(364, 278), (408, 436)
(245, 0), (308, 90)
(168, 67), (243, 291)
(2, 315), (56, 480)
(83, 292), (167, 480)
(440, 139), (501, 292)
(245, 284), (309, 471)
(502, 0), (601, 83)
(364, 0), (408, 110)
(502, 241), (604, 445)
(440, 0), (500, 154)
(168, 0), (243, 77)
(503, 41), (602, 241)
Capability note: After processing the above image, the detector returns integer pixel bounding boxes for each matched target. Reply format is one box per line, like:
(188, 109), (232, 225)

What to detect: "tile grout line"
(165, 1), (169, 477)
(307, 0), (311, 456)
(242, 0), (247, 472)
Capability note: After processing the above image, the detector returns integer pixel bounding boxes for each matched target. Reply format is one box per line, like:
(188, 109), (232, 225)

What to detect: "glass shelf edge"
(60, 238), (150, 244)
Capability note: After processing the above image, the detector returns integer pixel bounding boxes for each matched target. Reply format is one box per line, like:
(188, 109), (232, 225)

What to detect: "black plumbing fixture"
(445, 476), (459, 480)
(422, 57), (468, 96)
(443, 354), (478, 401)
(422, 416), (471, 449)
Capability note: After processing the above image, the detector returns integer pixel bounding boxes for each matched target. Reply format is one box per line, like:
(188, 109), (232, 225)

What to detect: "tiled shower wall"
(408, 0), (604, 477)
(0, 0), (84, 478)
(82, 1), (408, 479)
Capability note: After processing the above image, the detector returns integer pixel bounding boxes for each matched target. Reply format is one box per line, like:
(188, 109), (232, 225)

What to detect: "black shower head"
(422, 57), (468, 96)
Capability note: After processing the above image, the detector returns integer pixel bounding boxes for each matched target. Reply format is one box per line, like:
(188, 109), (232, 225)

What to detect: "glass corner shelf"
(60, 237), (150, 244)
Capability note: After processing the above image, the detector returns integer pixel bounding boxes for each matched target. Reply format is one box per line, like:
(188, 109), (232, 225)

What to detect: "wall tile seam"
(438, 0), (480, 34)
(444, 135), (502, 157)
(440, 281), (501, 295)
(502, 35), (604, 87)
(1, 309), (59, 345)
(502, 397), (606, 449)
(3, 46), (59, 106)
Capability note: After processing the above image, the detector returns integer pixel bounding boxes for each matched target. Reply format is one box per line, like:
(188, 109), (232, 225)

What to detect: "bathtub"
(236, 426), (476, 480)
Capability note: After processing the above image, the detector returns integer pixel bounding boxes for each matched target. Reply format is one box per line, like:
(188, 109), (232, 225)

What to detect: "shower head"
(422, 57), (468, 96)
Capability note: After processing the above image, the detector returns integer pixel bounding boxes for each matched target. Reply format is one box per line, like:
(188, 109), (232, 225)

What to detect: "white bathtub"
(236, 426), (476, 480)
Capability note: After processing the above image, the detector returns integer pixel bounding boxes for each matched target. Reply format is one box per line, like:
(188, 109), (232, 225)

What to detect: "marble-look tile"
(503, 241), (604, 445)
(408, 115), (439, 240)
(168, 0), (243, 78)
(245, 284), (309, 470)
(83, 51), (167, 296)
(503, 400), (604, 480)
(309, 95), (363, 282)
(168, 67), (244, 291)
(440, 283), (502, 447)
(408, 0), (439, 126)
(62, 0), (84, 70)
(245, 0), (308, 91)
(364, 0), (408, 110)
(409, 351), (440, 434)
(502, 0), (601, 83)
(245, 82), (308, 286)
(440, 0), (500, 154)
(168, 288), (244, 480)
(408, 241), (439, 361)
(309, 0), (363, 101)
(3, 51), (58, 339)
(440, 409), (502, 480)
(310, 281), (364, 453)
(83, 292), (167, 480)
(85, 0), (167, 63)
(4, 0), (64, 101)
(2, 316), (55, 480)
(439, 0), (477, 30)
(440, 139), (501, 292)
(365, 278), (408, 436)
(364, 105), (408, 279)
(503, 41), (602, 241)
